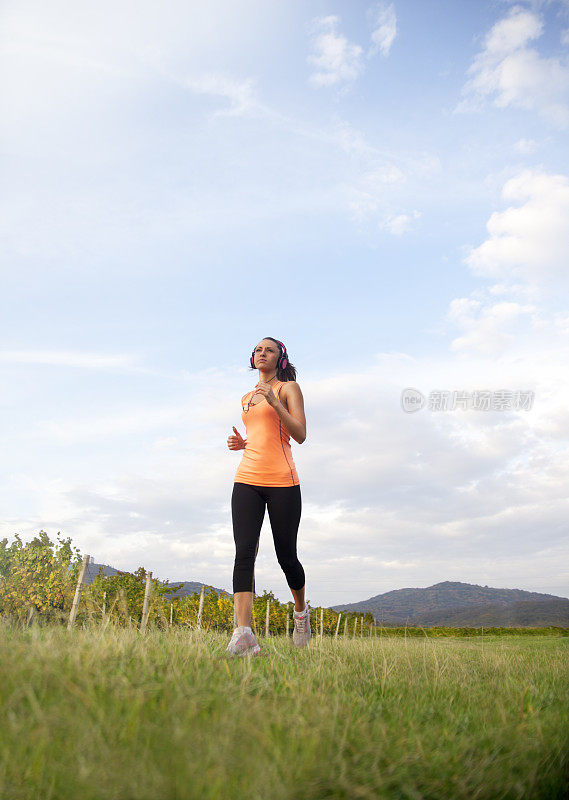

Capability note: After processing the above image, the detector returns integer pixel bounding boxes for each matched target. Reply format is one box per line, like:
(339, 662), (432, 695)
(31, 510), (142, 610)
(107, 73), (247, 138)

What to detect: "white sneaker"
(292, 604), (311, 647)
(226, 626), (261, 657)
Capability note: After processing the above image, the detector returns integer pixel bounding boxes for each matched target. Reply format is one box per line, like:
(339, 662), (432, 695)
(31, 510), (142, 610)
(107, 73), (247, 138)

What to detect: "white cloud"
(380, 210), (421, 235)
(456, 5), (569, 128)
(307, 15), (364, 88)
(446, 297), (537, 354)
(465, 169), (569, 288)
(33, 405), (192, 444)
(513, 137), (539, 154)
(347, 164), (406, 218)
(367, 2), (397, 58)
(306, 5), (396, 90)
(486, 282), (536, 299)
(178, 73), (259, 117)
(335, 120), (437, 231)
(0, 0), (277, 132)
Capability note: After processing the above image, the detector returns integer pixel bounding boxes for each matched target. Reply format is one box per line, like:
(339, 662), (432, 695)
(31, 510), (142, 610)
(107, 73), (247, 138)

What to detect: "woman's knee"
(233, 556), (256, 592)
(234, 548), (256, 570)
(277, 554), (304, 581)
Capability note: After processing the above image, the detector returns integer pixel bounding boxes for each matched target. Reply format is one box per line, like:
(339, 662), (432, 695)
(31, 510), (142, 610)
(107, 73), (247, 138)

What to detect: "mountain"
(84, 562), (229, 599)
(419, 598), (569, 627)
(84, 561), (120, 584)
(330, 581), (569, 627)
(161, 581), (231, 600)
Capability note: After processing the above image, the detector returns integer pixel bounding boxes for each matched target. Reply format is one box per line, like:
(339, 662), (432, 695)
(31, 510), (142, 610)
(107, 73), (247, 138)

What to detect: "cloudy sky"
(2, 0), (569, 606)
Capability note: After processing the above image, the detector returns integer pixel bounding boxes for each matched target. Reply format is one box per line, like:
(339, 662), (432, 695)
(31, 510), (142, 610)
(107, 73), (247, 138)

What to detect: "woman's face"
(253, 339), (280, 372)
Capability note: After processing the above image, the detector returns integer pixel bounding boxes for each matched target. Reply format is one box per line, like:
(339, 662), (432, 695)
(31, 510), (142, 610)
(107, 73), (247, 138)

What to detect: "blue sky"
(1, 0), (569, 606)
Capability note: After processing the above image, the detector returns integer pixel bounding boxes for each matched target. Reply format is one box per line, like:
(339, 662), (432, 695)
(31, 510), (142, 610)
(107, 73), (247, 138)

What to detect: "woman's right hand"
(227, 426), (246, 450)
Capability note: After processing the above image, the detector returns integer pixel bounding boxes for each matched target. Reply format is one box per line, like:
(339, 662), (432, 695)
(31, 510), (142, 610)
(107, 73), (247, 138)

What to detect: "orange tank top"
(234, 380), (300, 487)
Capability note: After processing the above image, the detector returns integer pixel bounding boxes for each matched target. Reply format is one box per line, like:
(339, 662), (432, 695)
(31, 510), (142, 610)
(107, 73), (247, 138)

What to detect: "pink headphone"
(250, 338), (288, 371)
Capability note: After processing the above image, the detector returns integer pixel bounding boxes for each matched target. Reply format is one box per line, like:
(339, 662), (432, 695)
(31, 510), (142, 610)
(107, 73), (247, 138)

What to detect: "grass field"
(1, 621), (567, 799)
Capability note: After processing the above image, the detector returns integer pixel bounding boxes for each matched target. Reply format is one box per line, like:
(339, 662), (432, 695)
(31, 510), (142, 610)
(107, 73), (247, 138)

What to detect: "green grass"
(1, 620), (568, 799)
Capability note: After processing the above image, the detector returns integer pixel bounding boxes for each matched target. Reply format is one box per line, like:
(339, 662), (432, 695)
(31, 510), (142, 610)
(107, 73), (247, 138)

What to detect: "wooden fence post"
(343, 617), (348, 637)
(170, 603), (173, 626)
(335, 613), (342, 639)
(101, 593), (117, 631)
(320, 607), (323, 638)
(102, 590), (106, 620)
(197, 585), (205, 629)
(353, 617), (358, 637)
(232, 595), (237, 629)
(67, 554), (90, 630)
(360, 616), (363, 636)
(286, 609), (290, 638)
(26, 605), (36, 628)
(265, 599), (270, 637)
(117, 587), (129, 627)
(140, 571), (153, 633)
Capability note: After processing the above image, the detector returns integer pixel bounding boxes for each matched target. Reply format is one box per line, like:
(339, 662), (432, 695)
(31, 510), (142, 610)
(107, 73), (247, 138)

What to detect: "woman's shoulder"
(279, 380), (301, 397)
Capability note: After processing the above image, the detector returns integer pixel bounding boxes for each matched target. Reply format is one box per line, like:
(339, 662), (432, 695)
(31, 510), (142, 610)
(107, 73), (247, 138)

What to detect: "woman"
(226, 337), (310, 657)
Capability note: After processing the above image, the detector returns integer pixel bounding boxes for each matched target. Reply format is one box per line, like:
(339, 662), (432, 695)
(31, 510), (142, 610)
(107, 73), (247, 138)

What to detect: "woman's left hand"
(255, 381), (278, 407)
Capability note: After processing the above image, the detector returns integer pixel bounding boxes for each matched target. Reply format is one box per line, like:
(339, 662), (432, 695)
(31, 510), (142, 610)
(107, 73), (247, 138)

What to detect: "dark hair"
(249, 337), (297, 382)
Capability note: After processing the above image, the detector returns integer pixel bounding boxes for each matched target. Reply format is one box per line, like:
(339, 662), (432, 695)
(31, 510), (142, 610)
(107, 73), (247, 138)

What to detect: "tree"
(84, 566), (176, 626)
(0, 531), (82, 622)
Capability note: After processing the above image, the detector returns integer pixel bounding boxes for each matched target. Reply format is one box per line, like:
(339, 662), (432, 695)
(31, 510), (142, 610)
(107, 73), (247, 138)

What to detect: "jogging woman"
(226, 337), (311, 657)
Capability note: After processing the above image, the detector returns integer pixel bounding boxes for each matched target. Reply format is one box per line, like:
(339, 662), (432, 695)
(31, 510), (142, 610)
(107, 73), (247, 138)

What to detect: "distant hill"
(84, 562), (229, 599)
(160, 581), (231, 600)
(421, 598), (569, 627)
(84, 561), (120, 584)
(330, 581), (569, 627)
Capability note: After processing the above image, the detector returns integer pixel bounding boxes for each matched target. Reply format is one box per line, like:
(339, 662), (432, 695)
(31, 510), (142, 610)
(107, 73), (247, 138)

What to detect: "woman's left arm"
(270, 382), (306, 444)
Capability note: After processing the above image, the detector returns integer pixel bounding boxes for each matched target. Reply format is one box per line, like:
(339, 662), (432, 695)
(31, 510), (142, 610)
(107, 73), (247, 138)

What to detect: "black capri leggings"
(231, 481), (305, 594)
